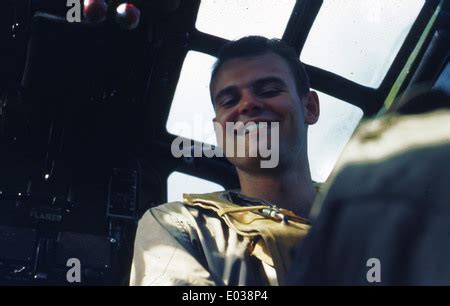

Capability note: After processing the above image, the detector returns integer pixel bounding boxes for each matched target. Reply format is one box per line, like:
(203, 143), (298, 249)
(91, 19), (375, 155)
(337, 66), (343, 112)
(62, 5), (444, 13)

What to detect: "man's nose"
(238, 92), (264, 116)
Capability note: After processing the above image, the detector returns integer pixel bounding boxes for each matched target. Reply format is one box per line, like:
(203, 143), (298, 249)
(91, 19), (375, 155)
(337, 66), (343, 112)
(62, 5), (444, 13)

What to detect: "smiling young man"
(130, 36), (320, 286)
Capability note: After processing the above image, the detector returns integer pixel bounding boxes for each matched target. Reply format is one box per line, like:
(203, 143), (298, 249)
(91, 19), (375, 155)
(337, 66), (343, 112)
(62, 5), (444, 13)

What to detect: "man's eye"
(220, 98), (238, 107)
(258, 88), (283, 97)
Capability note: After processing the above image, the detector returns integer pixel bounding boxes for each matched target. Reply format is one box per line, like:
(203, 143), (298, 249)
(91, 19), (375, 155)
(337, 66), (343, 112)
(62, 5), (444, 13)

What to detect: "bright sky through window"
(301, 0), (425, 88)
(196, 0), (296, 40)
(166, 51), (218, 146)
(167, 172), (225, 203)
(308, 91), (363, 182)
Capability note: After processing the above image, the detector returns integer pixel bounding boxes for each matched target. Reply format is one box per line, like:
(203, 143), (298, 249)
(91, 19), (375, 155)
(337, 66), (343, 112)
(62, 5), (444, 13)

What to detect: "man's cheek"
(213, 121), (225, 146)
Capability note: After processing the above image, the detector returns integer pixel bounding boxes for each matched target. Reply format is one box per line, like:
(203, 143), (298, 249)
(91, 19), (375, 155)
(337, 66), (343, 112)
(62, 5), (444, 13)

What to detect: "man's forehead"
(211, 52), (293, 93)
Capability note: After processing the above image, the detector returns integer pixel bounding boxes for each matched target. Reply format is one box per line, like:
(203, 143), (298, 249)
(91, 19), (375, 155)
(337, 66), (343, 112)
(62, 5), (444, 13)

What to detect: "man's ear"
(304, 91), (320, 125)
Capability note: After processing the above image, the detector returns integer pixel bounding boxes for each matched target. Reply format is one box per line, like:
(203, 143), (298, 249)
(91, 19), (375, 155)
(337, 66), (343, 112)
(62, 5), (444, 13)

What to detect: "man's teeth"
(233, 122), (275, 135)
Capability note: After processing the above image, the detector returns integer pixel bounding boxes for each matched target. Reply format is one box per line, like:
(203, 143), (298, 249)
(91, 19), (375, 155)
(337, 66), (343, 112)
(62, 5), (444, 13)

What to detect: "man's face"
(211, 52), (319, 172)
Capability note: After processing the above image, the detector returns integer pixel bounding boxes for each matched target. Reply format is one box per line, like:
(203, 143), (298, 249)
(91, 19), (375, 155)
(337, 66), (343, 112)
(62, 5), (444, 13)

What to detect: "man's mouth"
(234, 122), (275, 135)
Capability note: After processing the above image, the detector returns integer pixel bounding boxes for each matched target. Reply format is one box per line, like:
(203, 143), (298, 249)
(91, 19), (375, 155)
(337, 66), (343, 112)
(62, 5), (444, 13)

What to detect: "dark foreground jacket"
(289, 109), (450, 285)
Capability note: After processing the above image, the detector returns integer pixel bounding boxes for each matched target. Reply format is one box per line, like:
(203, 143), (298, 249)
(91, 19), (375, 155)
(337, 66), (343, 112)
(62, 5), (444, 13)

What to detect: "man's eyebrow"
(214, 86), (239, 104)
(252, 76), (287, 88)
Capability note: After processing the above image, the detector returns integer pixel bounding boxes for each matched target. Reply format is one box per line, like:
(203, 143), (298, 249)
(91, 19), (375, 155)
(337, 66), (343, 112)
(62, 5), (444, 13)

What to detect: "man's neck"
(236, 162), (317, 218)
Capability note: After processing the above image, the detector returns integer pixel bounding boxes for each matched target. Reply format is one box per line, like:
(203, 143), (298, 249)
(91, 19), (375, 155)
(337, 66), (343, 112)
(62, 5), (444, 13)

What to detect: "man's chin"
(227, 155), (281, 173)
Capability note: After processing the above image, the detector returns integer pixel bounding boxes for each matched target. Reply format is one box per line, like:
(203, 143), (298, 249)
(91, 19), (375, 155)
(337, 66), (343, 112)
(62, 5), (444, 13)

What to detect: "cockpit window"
(167, 1), (432, 182)
(300, 0), (425, 88)
(308, 91), (363, 182)
(166, 51), (217, 145)
(195, 0), (296, 40)
(167, 172), (225, 202)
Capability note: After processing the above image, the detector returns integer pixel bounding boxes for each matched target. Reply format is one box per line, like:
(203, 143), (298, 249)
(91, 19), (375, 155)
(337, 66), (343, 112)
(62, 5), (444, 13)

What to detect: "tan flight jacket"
(130, 190), (311, 286)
